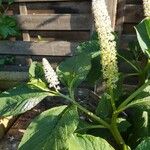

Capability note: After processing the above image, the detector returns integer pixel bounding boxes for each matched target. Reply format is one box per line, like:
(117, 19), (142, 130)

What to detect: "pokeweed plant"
(0, 0), (150, 150)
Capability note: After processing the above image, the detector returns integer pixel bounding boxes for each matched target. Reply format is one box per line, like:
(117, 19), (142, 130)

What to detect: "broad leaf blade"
(126, 85), (150, 110)
(69, 133), (115, 150)
(19, 105), (79, 150)
(0, 84), (49, 116)
(135, 18), (150, 57)
(57, 53), (91, 90)
(135, 137), (150, 150)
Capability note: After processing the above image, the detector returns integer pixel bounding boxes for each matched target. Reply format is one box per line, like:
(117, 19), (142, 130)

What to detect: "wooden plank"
(126, 0), (142, 4)
(0, 71), (28, 81)
(15, 14), (91, 30)
(19, 3), (30, 41)
(115, 0), (126, 37)
(106, 0), (118, 29)
(27, 2), (91, 14)
(6, 0), (77, 2)
(0, 41), (78, 56)
(124, 5), (143, 23)
(29, 31), (90, 42)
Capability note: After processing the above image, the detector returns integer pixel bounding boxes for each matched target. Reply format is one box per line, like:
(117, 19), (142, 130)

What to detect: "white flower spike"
(42, 58), (60, 90)
(92, 0), (119, 89)
(143, 0), (150, 17)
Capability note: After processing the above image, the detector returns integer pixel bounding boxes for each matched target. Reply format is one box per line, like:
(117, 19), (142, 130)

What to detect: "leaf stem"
(117, 80), (150, 113)
(58, 92), (111, 129)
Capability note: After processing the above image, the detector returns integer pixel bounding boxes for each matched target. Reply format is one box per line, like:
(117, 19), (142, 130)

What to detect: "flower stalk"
(143, 0), (150, 17)
(42, 58), (60, 90)
(92, 0), (119, 90)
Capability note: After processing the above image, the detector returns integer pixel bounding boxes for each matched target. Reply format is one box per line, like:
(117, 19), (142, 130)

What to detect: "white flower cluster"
(42, 58), (60, 90)
(92, 0), (119, 89)
(143, 0), (150, 17)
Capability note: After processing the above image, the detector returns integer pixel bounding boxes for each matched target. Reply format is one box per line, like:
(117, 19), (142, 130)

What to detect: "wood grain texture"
(106, 0), (118, 29)
(0, 41), (78, 56)
(15, 14), (91, 30)
(27, 2), (91, 14)
(124, 5), (143, 23)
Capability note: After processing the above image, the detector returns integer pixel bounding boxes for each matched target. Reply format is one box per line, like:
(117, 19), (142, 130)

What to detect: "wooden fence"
(0, 0), (142, 89)
(116, 0), (143, 49)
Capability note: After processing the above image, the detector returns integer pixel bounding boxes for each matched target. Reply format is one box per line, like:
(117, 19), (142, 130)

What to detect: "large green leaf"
(135, 137), (150, 150)
(75, 40), (101, 85)
(57, 53), (91, 90)
(0, 15), (20, 39)
(69, 133), (115, 150)
(135, 18), (150, 57)
(0, 84), (49, 116)
(18, 105), (79, 150)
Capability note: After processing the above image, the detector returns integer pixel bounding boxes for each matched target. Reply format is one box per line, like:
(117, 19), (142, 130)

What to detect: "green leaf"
(8, 0), (14, 5)
(29, 61), (45, 80)
(76, 40), (100, 55)
(135, 18), (150, 57)
(28, 79), (50, 92)
(95, 94), (112, 120)
(117, 118), (131, 132)
(57, 53), (91, 90)
(126, 85), (150, 110)
(75, 40), (101, 85)
(126, 98), (150, 110)
(0, 15), (20, 39)
(69, 133), (115, 150)
(127, 109), (149, 148)
(19, 105), (79, 150)
(135, 137), (150, 150)
(0, 84), (49, 116)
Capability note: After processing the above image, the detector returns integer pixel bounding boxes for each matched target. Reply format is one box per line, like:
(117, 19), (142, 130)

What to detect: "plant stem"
(58, 92), (111, 129)
(109, 88), (126, 149)
(117, 80), (150, 112)
(110, 113), (125, 148)
(139, 59), (150, 85)
(109, 89), (116, 111)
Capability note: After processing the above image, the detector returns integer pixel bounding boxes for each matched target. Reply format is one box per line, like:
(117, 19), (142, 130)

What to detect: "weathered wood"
(126, 0), (142, 4)
(15, 14), (91, 30)
(106, 0), (118, 29)
(0, 71), (28, 81)
(27, 2), (91, 14)
(19, 3), (30, 41)
(124, 5), (143, 23)
(0, 41), (78, 56)
(29, 31), (90, 42)
(116, 0), (126, 37)
(6, 0), (76, 2)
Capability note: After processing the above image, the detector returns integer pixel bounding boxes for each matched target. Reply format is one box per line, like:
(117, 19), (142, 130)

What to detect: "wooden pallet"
(0, 0), (118, 90)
